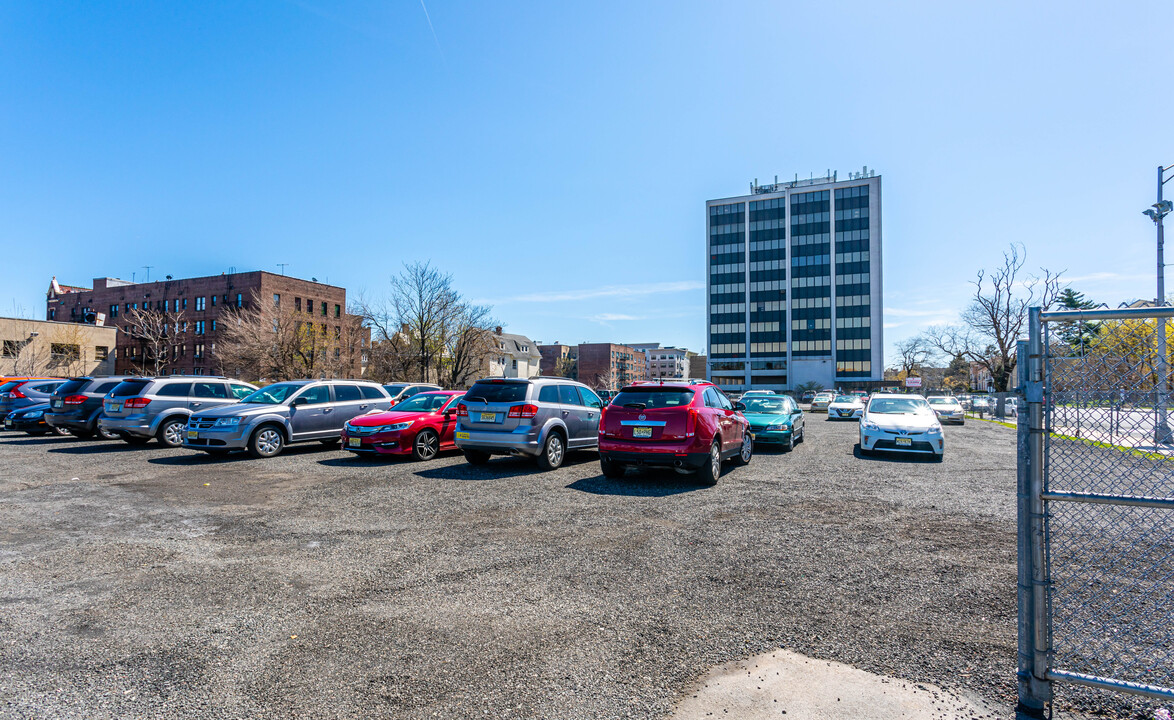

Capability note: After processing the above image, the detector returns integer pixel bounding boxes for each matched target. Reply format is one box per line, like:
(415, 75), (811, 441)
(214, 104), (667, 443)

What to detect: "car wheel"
(600, 455), (625, 479)
(51, 425), (70, 436)
(733, 431), (753, 466)
(122, 434), (151, 446)
(463, 449), (491, 465)
(785, 432), (795, 452)
(536, 431), (565, 471)
(248, 425), (285, 459)
(796, 425), (805, 443)
(696, 440), (721, 485)
(156, 418), (187, 448)
(412, 429), (440, 461)
(97, 426), (120, 441)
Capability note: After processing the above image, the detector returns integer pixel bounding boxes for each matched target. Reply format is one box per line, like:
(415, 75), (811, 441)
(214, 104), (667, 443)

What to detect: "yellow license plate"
(479, 412), (496, 422)
(632, 427), (652, 438)
(348, 437), (361, 447)
(895, 437), (912, 446)
(455, 431), (470, 440)
(187, 430), (197, 440)
(750, 432), (755, 439)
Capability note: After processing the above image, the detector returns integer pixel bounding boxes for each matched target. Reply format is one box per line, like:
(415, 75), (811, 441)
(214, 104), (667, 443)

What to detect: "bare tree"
(122, 306), (184, 376)
(7, 320), (52, 375)
(437, 303), (498, 388)
(923, 245), (1062, 392)
(895, 335), (936, 379)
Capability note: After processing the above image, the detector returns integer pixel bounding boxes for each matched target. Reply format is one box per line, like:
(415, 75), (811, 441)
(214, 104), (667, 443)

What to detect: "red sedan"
(341, 391), (464, 460)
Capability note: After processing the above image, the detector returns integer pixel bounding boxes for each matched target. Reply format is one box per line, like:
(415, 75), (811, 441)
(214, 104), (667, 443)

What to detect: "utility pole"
(1144, 165), (1174, 445)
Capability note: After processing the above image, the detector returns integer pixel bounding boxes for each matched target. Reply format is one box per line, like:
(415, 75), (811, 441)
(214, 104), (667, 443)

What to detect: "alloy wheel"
(710, 442), (721, 478)
(547, 435), (564, 467)
(414, 431), (439, 460)
(257, 428), (282, 456)
(163, 421), (184, 447)
(740, 434), (752, 463)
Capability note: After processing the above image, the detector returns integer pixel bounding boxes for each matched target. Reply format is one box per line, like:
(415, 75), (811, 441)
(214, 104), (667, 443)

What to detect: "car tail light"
(686, 408), (697, 438)
(8, 389), (25, 399)
(507, 404), (538, 418)
(456, 403), (468, 417)
(62, 395), (87, 405)
(123, 398), (152, 409)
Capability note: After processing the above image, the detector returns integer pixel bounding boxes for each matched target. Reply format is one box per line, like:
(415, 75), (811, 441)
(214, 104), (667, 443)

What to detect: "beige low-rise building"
(0, 317), (118, 377)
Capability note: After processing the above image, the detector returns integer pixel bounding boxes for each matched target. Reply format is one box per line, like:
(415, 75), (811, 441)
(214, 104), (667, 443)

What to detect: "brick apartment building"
(537, 343), (577, 377)
(575, 343), (646, 391)
(46, 271), (365, 377)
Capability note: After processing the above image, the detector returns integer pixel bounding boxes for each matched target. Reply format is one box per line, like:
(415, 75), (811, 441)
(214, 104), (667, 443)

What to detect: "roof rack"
(629, 378), (712, 386)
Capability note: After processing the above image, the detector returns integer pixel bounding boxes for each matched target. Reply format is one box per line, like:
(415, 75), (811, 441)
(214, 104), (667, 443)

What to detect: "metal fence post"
(1027, 307), (1052, 709)
(1016, 338), (1046, 717)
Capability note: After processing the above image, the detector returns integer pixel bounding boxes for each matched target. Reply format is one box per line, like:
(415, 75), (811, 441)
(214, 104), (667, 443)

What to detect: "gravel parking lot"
(0, 415), (1049, 718)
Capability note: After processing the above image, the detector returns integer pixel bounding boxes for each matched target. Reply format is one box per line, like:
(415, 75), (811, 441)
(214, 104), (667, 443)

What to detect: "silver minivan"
(454, 377), (603, 470)
(184, 379), (393, 458)
(99, 376), (258, 447)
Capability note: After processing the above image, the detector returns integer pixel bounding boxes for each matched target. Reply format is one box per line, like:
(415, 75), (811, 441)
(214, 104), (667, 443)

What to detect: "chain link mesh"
(1044, 315), (1174, 695)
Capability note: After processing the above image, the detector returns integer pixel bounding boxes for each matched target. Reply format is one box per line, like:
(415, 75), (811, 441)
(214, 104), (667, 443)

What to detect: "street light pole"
(1145, 165), (1174, 445)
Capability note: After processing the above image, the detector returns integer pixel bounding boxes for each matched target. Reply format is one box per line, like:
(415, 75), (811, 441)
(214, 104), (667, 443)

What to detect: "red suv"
(598, 380), (753, 484)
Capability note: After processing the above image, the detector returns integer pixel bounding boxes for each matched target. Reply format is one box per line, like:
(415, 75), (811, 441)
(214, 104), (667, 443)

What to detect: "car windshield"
(612, 387), (694, 409)
(392, 393), (452, 412)
(241, 383), (301, 404)
(868, 397), (931, 414)
(742, 397), (789, 413)
(928, 397), (959, 405)
(833, 395), (856, 403)
(465, 382), (528, 404)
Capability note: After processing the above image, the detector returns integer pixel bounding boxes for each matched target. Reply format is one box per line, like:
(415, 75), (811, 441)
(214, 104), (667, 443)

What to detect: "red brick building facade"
(575, 343), (646, 391)
(46, 272), (365, 378)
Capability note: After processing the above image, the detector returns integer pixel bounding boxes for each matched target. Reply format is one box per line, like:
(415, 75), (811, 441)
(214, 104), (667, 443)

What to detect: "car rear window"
(90, 380), (122, 394)
(0, 381), (23, 392)
(359, 385), (385, 400)
(465, 382), (528, 403)
(55, 379), (89, 395)
(29, 382), (62, 393)
(612, 388), (694, 409)
(156, 382), (193, 397)
(333, 384), (361, 402)
(110, 380), (151, 397)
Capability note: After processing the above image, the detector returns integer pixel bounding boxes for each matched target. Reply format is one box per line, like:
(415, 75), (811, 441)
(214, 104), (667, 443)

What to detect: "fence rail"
(1018, 306), (1174, 718)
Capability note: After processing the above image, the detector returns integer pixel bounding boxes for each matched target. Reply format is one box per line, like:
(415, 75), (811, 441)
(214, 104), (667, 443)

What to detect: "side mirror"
(733, 401), (746, 411)
(792, 408), (802, 415)
(290, 397), (307, 407)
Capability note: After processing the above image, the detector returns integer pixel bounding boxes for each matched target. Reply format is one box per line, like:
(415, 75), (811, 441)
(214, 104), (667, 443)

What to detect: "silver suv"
(184, 379), (393, 458)
(454, 377), (603, 470)
(99, 376), (258, 447)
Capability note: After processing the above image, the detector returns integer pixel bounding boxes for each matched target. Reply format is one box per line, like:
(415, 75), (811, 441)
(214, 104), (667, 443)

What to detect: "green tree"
(943, 353), (969, 392)
(1055, 288), (1101, 354)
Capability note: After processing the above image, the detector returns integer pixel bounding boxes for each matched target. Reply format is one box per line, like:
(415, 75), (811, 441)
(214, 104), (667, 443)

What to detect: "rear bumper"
(455, 427), (542, 456)
(44, 411), (93, 431)
(98, 416), (155, 437)
(600, 449), (710, 470)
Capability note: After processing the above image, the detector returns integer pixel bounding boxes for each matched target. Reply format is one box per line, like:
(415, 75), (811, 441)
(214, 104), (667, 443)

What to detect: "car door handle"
(323, 408), (333, 413)
(191, 402), (202, 407)
(359, 404), (368, 409)
(562, 410), (569, 416)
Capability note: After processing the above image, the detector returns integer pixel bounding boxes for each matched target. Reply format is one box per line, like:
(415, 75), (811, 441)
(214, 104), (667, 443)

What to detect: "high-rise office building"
(706, 169), (883, 392)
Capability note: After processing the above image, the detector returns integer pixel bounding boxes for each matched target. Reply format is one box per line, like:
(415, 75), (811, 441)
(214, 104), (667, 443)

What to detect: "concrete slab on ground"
(671, 649), (1002, 720)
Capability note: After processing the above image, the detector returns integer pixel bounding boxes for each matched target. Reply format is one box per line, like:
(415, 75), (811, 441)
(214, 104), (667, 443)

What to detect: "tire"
(156, 417), (187, 448)
(795, 425), (805, 444)
(248, 424), (285, 459)
(732, 431), (753, 466)
(122, 434), (151, 446)
(600, 455), (625, 479)
(51, 425), (70, 436)
(97, 426), (120, 441)
(463, 449), (491, 465)
(411, 429), (440, 461)
(695, 440), (721, 485)
(536, 431), (566, 471)
(784, 432), (795, 452)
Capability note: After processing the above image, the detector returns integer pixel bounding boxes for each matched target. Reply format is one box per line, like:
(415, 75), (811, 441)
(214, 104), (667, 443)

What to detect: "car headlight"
(379, 421), (413, 432)
(213, 417), (242, 427)
(861, 420), (880, 431)
(766, 423), (787, 431)
(927, 425), (943, 435)
(24, 410), (44, 419)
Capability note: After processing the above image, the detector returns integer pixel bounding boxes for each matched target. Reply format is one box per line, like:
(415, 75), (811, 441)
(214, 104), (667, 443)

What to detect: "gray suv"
(99, 376), (258, 447)
(45, 376), (139, 439)
(184, 379), (393, 458)
(454, 377), (603, 470)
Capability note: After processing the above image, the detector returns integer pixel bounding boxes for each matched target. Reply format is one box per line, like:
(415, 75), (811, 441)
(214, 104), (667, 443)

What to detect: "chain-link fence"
(1018, 306), (1174, 718)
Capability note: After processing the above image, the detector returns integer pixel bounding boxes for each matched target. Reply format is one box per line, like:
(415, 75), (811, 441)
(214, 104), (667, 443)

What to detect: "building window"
(195, 321), (205, 335)
(1, 340), (17, 358)
(295, 298), (302, 312)
(194, 343), (205, 359)
(182, 298), (188, 310)
(196, 297), (205, 311)
(210, 320), (217, 332)
(211, 295), (217, 307)
(236, 293), (243, 308)
(109, 304), (118, 318)
(193, 367), (205, 376)
(95, 346), (109, 360)
(319, 301), (326, 316)
(48, 309), (55, 320)
(273, 294), (280, 306)
(50, 343), (80, 365)
(334, 304), (341, 318)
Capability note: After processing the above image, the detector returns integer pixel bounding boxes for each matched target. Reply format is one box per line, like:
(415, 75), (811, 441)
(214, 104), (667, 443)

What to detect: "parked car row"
(3, 375), (797, 485)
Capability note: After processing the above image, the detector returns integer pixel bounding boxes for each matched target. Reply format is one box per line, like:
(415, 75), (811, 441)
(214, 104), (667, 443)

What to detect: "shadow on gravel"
(567, 470), (709, 497)
(47, 441), (150, 455)
(0, 435), (75, 446)
(317, 450), (464, 467)
(145, 444), (326, 465)
(852, 443), (941, 463)
(414, 453), (598, 481)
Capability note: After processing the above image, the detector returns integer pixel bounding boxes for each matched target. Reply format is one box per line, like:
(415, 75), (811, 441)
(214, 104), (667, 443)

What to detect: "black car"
(4, 403), (69, 436)
(45, 376), (138, 439)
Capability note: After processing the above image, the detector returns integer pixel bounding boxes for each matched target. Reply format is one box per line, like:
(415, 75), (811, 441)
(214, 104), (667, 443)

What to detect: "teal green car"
(741, 395), (805, 451)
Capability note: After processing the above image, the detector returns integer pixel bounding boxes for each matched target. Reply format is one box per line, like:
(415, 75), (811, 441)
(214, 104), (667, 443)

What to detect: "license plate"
(187, 430), (198, 440)
(52, 400), (62, 409)
(109, 402), (121, 412)
(348, 437), (361, 448)
(895, 437), (912, 446)
(4, 420), (12, 429)
(479, 412), (497, 423)
(749, 432), (755, 439)
(455, 431), (470, 440)
(632, 427), (653, 438)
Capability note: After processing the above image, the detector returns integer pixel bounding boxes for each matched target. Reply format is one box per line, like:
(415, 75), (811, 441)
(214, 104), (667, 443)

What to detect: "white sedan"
(926, 396), (965, 425)
(859, 393), (944, 461)
(826, 394), (865, 420)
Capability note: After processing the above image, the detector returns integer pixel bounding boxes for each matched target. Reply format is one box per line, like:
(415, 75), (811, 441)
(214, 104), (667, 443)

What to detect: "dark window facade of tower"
(709, 202), (745, 359)
(790, 190), (831, 357)
(833, 185), (873, 377)
(748, 196), (786, 358)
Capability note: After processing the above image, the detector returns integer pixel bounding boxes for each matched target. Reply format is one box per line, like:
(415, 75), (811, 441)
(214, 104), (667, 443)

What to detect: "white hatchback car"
(826, 394), (865, 420)
(859, 393), (944, 461)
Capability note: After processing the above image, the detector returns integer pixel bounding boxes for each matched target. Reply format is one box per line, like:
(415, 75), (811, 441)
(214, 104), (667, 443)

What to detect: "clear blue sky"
(2, 1), (1172, 366)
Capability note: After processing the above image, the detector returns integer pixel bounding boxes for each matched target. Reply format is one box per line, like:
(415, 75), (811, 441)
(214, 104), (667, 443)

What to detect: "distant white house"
(485, 327), (542, 379)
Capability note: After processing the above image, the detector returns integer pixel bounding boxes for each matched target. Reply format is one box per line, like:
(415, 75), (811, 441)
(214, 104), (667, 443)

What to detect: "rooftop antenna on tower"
(142, 266), (153, 282)
(277, 263), (289, 276)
